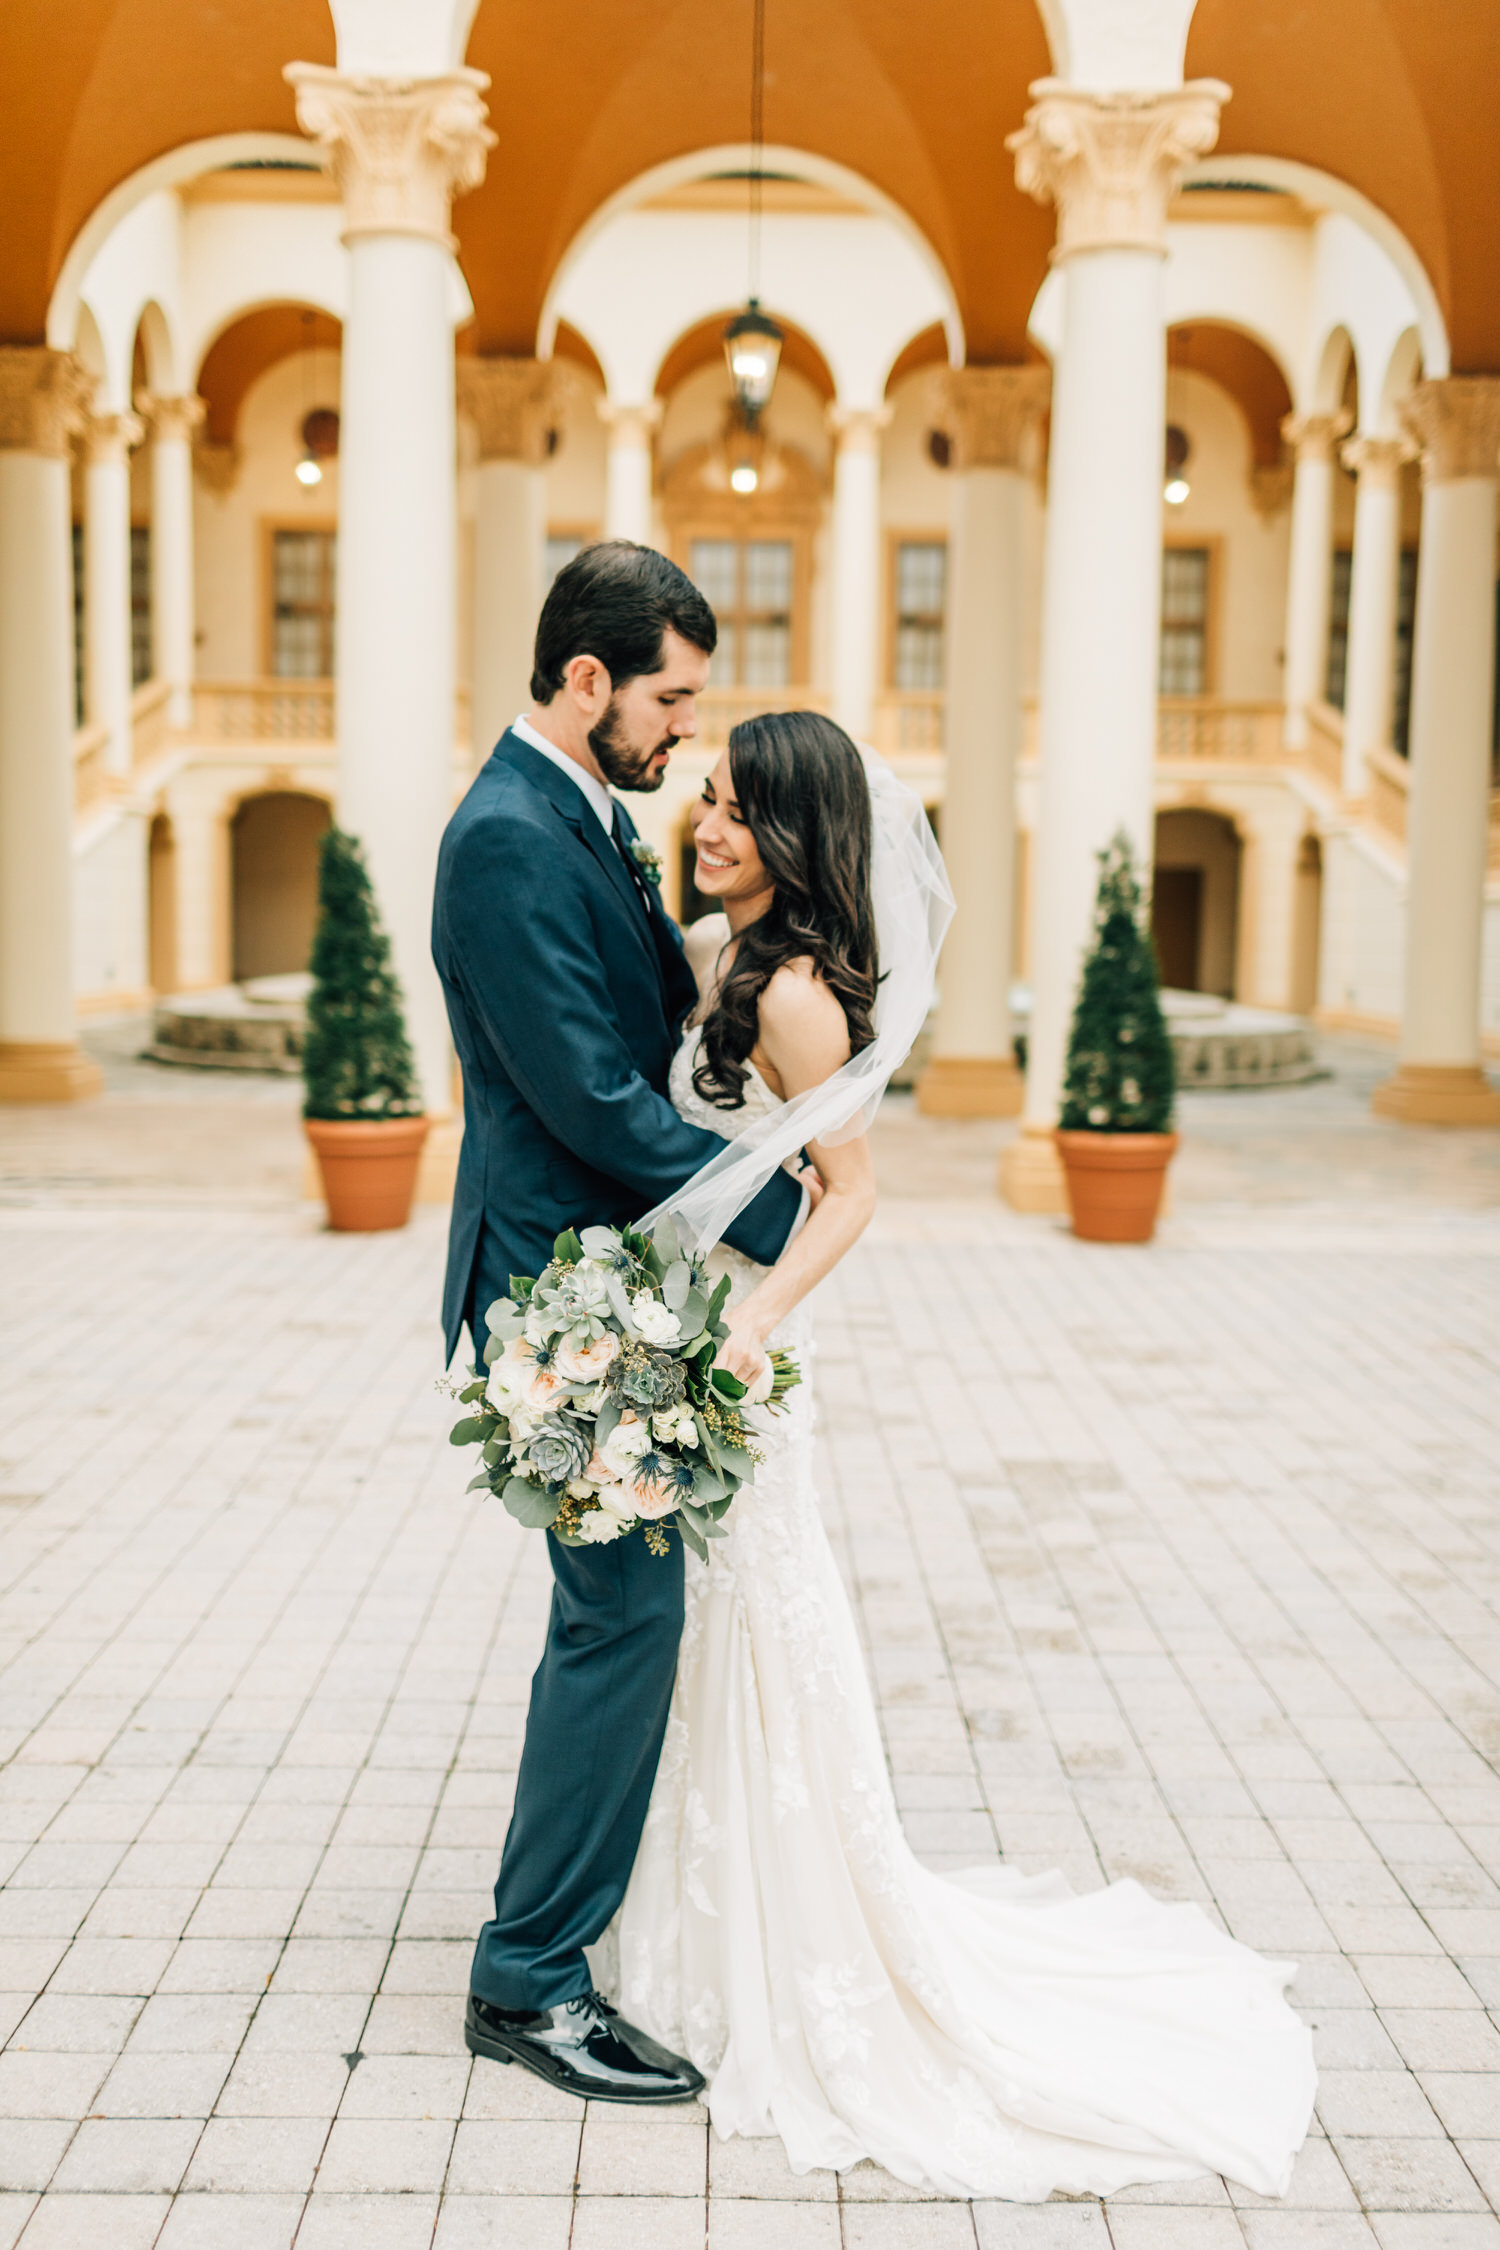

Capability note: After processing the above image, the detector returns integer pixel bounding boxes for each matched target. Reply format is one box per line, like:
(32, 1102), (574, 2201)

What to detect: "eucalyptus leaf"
(482, 1435), (508, 1467)
(594, 1397), (622, 1446)
(487, 1297), (524, 1335)
(603, 1272), (638, 1335)
(663, 1260), (692, 1313)
(674, 1509), (708, 1564)
(449, 1416), (486, 1447)
(677, 1288), (707, 1334)
(676, 1498), (726, 1543)
(466, 1471), (494, 1493)
(502, 1477), (561, 1529)
(458, 1378), (487, 1403)
(579, 1225), (619, 1259)
(691, 1461), (728, 1504)
(652, 1215), (682, 1268)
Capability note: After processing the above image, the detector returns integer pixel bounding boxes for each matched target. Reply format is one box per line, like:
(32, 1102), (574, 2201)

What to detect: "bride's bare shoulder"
(757, 959), (851, 1080)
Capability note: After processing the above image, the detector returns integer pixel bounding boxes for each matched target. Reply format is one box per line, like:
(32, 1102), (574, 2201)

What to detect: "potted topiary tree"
(1055, 831), (1178, 1243)
(302, 826), (430, 1231)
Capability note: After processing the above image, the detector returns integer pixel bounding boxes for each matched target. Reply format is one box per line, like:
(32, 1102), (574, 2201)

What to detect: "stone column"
(0, 350), (102, 1100)
(1280, 411), (1351, 749)
(1001, 77), (1226, 1209)
(1338, 433), (1413, 797)
(288, 61), (493, 1118)
(1373, 378), (1500, 1124)
(599, 401), (660, 545)
(459, 356), (553, 758)
(83, 409), (144, 777)
(828, 405), (891, 744)
(136, 393), (205, 729)
(919, 364), (1049, 1118)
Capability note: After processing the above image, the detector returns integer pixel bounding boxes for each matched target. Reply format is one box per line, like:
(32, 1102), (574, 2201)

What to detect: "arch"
(148, 810), (177, 994)
(1376, 326), (1424, 434)
(1167, 321), (1293, 467)
(229, 788), (332, 984)
(1312, 323), (1357, 415)
(196, 304), (343, 448)
(47, 134), (329, 355)
(537, 143), (964, 392)
(132, 298), (175, 393)
(1289, 830), (1323, 1016)
(883, 323), (950, 400)
(1152, 807), (1243, 998)
(1183, 155), (1448, 377)
(653, 313), (836, 405)
(73, 303), (108, 388)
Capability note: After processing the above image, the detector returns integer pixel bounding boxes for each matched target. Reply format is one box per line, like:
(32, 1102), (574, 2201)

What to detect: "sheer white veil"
(639, 747), (955, 1254)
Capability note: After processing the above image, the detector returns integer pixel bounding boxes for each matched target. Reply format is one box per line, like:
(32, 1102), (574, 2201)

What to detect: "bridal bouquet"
(448, 1220), (799, 1560)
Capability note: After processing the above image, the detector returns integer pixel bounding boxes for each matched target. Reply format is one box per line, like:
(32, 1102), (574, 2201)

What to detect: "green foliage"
(301, 827), (422, 1121)
(1058, 831), (1176, 1135)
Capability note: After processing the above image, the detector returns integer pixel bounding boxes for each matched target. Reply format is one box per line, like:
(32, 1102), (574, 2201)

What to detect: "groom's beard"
(589, 694), (672, 793)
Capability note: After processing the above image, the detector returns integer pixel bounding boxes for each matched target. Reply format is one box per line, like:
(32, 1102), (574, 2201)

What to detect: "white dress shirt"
(511, 713), (614, 832)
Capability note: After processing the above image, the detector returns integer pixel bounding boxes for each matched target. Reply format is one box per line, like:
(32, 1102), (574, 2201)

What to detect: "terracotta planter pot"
(304, 1115), (430, 1232)
(1055, 1129), (1179, 1244)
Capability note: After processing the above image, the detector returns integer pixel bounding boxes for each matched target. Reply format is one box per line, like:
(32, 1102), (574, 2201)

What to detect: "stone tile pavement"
(0, 1030), (1498, 2245)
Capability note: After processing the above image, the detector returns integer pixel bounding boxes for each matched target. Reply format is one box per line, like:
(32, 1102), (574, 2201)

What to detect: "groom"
(432, 540), (804, 2102)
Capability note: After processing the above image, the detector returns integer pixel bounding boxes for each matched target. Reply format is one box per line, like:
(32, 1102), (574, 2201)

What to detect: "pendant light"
(295, 310), (323, 487)
(1164, 330), (1191, 506)
(723, 0), (782, 429)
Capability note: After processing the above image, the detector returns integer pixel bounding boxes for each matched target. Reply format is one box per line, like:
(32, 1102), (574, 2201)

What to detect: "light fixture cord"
(302, 309), (314, 429)
(748, 0), (766, 303)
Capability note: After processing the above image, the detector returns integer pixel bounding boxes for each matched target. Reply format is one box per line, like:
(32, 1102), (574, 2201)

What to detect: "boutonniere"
(629, 838), (664, 887)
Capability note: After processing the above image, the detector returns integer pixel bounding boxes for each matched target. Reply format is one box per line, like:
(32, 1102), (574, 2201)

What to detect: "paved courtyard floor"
(0, 1028), (1498, 2247)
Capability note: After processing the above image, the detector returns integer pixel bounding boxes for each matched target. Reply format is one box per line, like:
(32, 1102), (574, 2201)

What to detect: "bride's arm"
(713, 964), (876, 1387)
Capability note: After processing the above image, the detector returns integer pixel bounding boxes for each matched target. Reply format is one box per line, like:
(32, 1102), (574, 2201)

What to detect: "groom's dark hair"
(531, 539), (717, 702)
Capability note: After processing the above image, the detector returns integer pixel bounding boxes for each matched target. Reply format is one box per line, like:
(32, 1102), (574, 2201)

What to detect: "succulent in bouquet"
(448, 1218), (799, 1560)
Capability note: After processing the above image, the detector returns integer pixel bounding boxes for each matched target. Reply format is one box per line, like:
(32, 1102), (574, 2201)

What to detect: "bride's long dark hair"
(692, 709), (879, 1110)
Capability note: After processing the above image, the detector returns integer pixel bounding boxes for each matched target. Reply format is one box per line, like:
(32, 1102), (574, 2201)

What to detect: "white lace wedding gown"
(612, 1030), (1316, 2201)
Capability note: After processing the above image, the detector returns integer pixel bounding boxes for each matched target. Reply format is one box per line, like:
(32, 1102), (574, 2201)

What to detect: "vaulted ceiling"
(2, 0), (1498, 370)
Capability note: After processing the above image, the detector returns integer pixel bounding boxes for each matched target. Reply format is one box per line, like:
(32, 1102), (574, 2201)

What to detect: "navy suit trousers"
(465, 1230), (684, 2013)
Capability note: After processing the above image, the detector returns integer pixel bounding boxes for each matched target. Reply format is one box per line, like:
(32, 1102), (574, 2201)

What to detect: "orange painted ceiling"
(1169, 324), (1293, 467)
(197, 307), (342, 444)
(1, 0), (1498, 370)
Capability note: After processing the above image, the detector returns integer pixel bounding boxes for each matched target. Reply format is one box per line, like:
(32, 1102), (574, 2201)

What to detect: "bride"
(611, 708), (1317, 2202)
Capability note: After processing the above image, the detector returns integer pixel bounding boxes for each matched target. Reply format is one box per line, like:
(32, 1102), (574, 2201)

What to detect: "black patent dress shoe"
(464, 1987), (706, 2104)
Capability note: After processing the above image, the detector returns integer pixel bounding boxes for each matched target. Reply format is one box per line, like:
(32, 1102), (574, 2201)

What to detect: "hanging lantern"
(1164, 423), (1191, 506)
(723, 302), (783, 422)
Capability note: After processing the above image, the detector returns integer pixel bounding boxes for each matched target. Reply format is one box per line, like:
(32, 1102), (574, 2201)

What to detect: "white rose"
(508, 1403), (545, 1445)
(631, 1293), (682, 1345)
(601, 1414), (652, 1479)
(508, 1457), (537, 1482)
(575, 1507), (627, 1544)
(594, 1483), (638, 1525)
(565, 1477), (596, 1500)
(673, 1408), (699, 1446)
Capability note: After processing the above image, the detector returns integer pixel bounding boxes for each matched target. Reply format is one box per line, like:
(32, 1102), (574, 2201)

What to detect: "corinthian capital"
(826, 404), (893, 454)
(1008, 78), (1227, 259)
(285, 63), (494, 249)
(0, 349), (92, 457)
(1281, 409), (1353, 464)
(458, 358), (557, 464)
(83, 411), (145, 465)
(135, 392), (206, 445)
(941, 365), (1050, 471)
(597, 399), (663, 447)
(1340, 433), (1415, 490)
(1399, 377), (1500, 484)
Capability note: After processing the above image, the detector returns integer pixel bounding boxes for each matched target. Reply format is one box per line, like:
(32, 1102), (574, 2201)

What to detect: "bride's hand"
(713, 1303), (771, 1394)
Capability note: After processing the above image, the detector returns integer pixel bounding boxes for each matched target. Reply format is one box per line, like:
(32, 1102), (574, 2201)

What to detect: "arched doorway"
(1290, 833), (1323, 1015)
(148, 812), (177, 994)
(230, 791), (331, 982)
(1152, 809), (1242, 997)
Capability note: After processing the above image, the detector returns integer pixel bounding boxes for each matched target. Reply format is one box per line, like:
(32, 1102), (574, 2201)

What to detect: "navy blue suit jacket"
(432, 730), (800, 1363)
